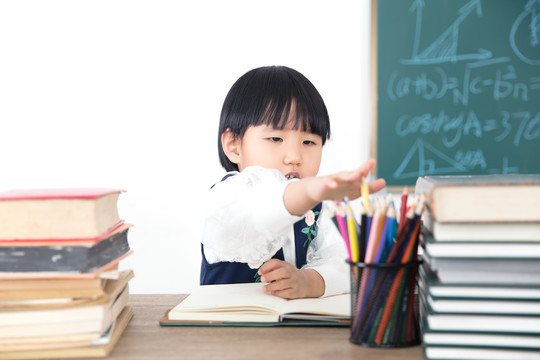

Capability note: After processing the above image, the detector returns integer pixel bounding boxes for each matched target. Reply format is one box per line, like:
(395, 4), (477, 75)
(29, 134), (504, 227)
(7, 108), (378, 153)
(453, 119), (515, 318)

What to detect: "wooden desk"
(95, 295), (423, 360)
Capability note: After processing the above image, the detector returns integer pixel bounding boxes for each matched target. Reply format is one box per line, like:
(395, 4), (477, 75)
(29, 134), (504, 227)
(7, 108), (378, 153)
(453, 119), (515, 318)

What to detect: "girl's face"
(227, 120), (323, 180)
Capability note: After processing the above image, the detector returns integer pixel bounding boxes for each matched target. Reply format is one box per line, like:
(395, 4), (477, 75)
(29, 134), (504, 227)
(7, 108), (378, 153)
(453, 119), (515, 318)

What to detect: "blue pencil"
(374, 205), (395, 263)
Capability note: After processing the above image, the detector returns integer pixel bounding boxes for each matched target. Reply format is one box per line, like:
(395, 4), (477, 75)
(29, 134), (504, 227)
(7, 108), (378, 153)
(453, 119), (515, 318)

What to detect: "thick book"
(419, 296), (540, 334)
(418, 265), (540, 300)
(0, 269), (133, 305)
(414, 174), (540, 223)
(0, 304), (133, 359)
(420, 310), (540, 351)
(0, 224), (132, 273)
(0, 271), (113, 301)
(419, 282), (540, 324)
(0, 188), (124, 241)
(160, 283), (351, 326)
(421, 251), (540, 285)
(422, 324), (540, 351)
(0, 251), (132, 280)
(421, 229), (540, 258)
(424, 346), (540, 360)
(420, 290), (540, 316)
(422, 210), (540, 241)
(0, 270), (132, 338)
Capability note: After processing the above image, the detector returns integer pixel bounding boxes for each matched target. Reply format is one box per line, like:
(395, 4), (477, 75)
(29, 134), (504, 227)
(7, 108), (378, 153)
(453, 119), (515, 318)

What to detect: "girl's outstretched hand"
(284, 158), (386, 216)
(313, 158), (386, 201)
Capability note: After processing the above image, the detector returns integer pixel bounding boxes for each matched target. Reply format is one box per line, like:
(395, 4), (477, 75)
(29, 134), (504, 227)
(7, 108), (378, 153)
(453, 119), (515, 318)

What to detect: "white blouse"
(201, 166), (350, 297)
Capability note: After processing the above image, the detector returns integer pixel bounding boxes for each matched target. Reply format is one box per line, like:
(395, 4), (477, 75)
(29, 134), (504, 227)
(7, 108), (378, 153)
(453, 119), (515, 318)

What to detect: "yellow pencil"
(361, 177), (370, 212)
(346, 203), (359, 263)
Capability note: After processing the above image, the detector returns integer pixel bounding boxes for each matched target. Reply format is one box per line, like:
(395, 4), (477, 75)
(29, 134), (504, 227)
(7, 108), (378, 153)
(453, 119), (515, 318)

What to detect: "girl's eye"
(268, 137), (282, 142)
(303, 140), (316, 145)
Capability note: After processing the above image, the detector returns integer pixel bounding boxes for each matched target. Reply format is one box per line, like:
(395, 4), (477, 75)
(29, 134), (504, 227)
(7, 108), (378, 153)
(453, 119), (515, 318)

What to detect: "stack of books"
(415, 175), (540, 360)
(0, 188), (134, 359)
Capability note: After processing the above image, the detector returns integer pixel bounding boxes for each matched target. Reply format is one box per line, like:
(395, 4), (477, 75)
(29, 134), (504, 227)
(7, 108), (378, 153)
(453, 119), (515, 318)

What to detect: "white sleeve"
(202, 166), (303, 268)
(303, 201), (351, 297)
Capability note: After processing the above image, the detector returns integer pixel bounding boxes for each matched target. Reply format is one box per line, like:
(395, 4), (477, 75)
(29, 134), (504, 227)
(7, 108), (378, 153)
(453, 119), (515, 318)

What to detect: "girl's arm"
(283, 159), (386, 216)
(202, 167), (302, 267)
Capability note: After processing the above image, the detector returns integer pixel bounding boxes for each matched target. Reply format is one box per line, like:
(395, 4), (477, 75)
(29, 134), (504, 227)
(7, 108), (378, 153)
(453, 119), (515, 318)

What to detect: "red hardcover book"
(0, 188), (124, 241)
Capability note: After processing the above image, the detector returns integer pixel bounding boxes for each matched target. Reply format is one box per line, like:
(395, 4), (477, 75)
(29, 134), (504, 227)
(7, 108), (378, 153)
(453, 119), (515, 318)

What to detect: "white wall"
(0, 0), (373, 294)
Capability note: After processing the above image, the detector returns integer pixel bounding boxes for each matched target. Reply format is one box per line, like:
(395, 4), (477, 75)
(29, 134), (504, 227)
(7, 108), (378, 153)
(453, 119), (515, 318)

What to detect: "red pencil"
(398, 186), (408, 234)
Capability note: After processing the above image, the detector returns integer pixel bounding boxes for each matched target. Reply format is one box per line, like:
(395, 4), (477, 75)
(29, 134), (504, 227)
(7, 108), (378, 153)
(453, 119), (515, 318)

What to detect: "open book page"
(168, 283), (350, 323)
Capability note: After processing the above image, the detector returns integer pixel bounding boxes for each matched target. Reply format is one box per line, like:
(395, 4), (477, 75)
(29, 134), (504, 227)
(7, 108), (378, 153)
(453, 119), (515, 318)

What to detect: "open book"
(160, 283), (351, 326)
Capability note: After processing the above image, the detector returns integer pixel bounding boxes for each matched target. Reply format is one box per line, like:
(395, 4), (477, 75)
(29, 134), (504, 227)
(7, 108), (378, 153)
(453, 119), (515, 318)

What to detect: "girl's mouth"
(285, 172), (299, 180)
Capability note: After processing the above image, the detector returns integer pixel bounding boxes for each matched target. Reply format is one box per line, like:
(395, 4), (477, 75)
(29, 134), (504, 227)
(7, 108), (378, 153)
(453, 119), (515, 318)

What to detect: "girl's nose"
(283, 144), (301, 165)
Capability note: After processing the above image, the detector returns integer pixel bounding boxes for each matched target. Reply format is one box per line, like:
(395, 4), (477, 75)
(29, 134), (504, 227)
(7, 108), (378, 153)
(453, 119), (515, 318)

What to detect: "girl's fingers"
(263, 278), (292, 294)
(258, 259), (281, 275)
(358, 158), (376, 174)
(368, 178), (386, 194)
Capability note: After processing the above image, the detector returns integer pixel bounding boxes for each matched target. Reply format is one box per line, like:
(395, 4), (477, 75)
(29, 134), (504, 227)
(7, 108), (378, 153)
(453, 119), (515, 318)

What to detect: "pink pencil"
(335, 204), (352, 261)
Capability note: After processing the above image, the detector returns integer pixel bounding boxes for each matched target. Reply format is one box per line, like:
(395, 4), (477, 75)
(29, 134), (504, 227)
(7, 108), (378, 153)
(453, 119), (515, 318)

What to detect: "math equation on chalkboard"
(375, 0), (540, 186)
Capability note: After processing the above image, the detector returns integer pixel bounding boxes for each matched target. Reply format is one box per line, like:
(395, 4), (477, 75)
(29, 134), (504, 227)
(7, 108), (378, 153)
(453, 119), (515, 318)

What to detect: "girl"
(200, 66), (385, 299)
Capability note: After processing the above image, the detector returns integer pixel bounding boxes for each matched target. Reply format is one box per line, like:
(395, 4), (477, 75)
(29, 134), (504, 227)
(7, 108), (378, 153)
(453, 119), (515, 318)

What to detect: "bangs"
(224, 66), (330, 142)
(253, 67), (330, 141)
(258, 98), (316, 134)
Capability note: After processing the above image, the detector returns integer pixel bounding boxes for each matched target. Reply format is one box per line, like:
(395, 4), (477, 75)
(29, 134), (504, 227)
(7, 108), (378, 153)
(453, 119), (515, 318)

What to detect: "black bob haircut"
(218, 66), (331, 172)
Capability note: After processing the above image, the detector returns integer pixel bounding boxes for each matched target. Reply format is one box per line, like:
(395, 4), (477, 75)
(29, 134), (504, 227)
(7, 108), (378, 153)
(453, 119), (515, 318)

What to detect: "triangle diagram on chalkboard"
(401, 0), (492, 65)
(392, 138), (467, 179)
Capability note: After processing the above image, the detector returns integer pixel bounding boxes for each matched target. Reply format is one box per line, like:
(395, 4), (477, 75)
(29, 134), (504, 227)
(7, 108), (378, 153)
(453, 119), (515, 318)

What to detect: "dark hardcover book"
(419, 290), (540, 334)
(420, 251), (540, 285)
(418, 264), (540, 300)
(0, 224), (131, 273)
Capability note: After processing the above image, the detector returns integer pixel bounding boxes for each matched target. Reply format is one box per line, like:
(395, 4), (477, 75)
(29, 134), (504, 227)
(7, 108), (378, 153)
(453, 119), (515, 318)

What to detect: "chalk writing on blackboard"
(510, 0), (540, 65)
(401, 0), (489, 65)
(377, 0), (540, 185)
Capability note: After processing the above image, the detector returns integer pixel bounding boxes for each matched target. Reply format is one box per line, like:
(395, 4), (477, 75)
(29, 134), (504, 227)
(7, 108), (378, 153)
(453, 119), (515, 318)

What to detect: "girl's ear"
(221, 129), (241, 165)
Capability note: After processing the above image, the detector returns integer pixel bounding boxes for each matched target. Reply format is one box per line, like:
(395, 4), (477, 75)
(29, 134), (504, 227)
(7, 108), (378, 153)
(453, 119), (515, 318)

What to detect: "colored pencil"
(359, 209), (367, 262)
(383, 205), (398, 261)
(361, 177), (370, 212)
(345, 201), (360, 264)
(374, 205), (394, 263)
(398, 186), (408, 234)
(357, 207), (382, 294)
(334, 203), (352, 261)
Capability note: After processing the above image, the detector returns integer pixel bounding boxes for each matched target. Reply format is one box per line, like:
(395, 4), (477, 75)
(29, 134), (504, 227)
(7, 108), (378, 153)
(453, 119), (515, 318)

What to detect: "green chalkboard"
(375, 0), (540, 186)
